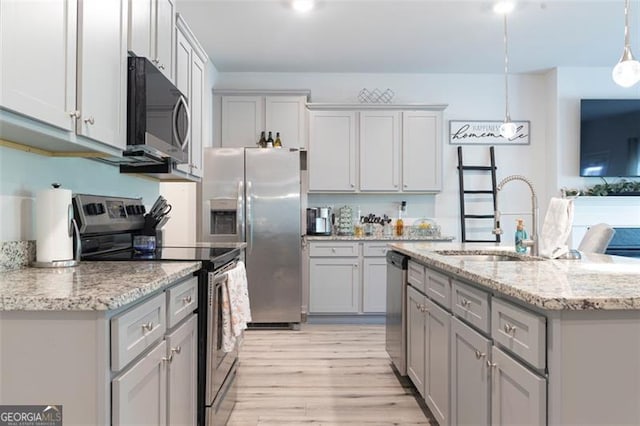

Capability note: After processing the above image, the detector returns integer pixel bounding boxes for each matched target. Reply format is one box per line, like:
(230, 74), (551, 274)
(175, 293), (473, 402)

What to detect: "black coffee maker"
(306, 207), (332, 236)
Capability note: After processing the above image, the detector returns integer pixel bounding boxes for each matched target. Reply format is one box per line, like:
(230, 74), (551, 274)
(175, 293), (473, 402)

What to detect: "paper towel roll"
(36, 185), (73, 263)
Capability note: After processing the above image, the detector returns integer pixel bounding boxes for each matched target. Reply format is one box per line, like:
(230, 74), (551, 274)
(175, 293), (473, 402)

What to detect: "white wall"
(214, 72), (550, 243)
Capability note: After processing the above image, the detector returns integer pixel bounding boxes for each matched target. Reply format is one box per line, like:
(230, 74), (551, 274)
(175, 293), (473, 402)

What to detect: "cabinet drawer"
(111, 293), (166, 372)
(491, 297), (546, 370)
(309, 242), (359, 257)
(426, 268), (452, 311)
(407, 260), (426, 293)
(363, 243), (390, 257)
(166, 276), (198, 329)
(452, 280), (490, 334)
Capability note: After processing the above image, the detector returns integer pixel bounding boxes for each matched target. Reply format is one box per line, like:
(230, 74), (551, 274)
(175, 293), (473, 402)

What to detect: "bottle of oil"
(266, 131), (274, 148)
(395, 201), (406, 236)
(257, 131), (267, 148)
(274, 132), (282, 148)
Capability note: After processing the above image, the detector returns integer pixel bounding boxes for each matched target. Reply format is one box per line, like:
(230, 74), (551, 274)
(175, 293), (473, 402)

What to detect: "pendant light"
(612, 0), (640, 87)
(497, 4), (517, 139)
(292, 0), (315, 13)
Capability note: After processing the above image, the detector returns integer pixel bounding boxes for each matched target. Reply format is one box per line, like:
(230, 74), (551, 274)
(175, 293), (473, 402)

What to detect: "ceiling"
(176, 0), (636, 74)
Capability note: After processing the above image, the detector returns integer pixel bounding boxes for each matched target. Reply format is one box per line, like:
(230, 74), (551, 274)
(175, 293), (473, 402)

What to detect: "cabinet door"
(166, 315), (197, 426)
(402, 111), (441, 192)
(309, 258), (359, 313)
(221, 96), (263, 148)
(406, 285), (426, 396)
(128, 0), (152, 58)
(359, 111), (400, 191)
(424, 298), (450, 425)
(175, 29), (191, 174)
(265, 96), (307, 149)
(0, 0), (77, 132)
(491, 346), (546, 426)
(77, 0), (127, 149)
(308, 111), (357, 191)
(112, 341), (167, 426)
(362, 257), (387, 313)
(154, 0), (174, 81)
(189, 53), (205, 177)
(451, 317), (491, 426)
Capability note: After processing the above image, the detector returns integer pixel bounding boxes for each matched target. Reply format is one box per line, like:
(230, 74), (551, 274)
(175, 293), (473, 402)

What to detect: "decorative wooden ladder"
(457, 146), (501, 243)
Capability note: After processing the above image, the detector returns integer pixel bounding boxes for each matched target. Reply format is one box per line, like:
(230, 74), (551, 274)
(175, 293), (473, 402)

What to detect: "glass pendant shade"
(612, 47), (640, 87)
(292, 0), (314, 13)
(613, 0), (640, 87)
(500, 120), (518, 139)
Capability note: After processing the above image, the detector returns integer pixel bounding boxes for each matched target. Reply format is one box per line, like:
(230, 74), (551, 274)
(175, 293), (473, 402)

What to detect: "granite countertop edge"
(0, 261), (202, 312)
(304, 235), (455, 241)
(389, 243), (640, 311)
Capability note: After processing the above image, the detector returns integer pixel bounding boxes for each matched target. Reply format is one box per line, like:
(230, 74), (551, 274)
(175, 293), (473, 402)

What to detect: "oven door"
(206, 269), (238, 405)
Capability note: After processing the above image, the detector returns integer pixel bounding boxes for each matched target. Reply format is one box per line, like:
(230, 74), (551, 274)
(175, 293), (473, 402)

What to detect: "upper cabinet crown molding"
(214, 89), (311, 99)
(307, 103), (448, 111)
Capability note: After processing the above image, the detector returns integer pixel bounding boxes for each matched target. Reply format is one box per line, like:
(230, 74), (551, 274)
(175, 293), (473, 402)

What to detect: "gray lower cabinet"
(451, 317), (491, 426)
(166, 315), (198, 426)
(112, 341), (168, 425)
(424, 298), (450, 425)
(362, 257), (387, 313)
(491, 346), (546, 425)
(309, 257), (360, 313)
(404, 262), (547, 426)
(406, 285), (426, 396)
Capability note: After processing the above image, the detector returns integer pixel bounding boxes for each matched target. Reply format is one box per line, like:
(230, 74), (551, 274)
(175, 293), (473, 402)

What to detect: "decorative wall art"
(449, 120), (530, 145)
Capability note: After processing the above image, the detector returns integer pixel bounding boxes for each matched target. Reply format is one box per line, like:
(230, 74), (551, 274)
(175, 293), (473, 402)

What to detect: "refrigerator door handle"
(246, 180), (253, 255)
(237, 181), (245, 242)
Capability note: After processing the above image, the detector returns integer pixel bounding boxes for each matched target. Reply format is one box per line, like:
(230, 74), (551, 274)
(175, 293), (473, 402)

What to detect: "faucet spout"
(494, 175), (539, 256)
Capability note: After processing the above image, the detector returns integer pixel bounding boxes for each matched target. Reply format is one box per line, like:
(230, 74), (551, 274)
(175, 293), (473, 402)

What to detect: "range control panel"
(73, 194), (146, 234)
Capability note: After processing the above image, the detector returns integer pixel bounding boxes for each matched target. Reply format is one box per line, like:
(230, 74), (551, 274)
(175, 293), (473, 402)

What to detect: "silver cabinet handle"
(475, 350), (486, 360)
(162, 354), (172, 363)
(504, 323), (517, 334)
(159, 64), (165, 70)
(461, 298), (471, 308)
(182, 295), (192, 304)
(84, 117), (95, 125)
(172, 346), (181, 355)
(332, 248), (336, 253)
(68, 110), (80, 118)
(353, 263), (358, 268)
(486, 360), (497, 368)
(350, 184), (355, 188)
(163, 346), (182, 363)
(141, 321), (154, 332)
(404, 184), (408, 188)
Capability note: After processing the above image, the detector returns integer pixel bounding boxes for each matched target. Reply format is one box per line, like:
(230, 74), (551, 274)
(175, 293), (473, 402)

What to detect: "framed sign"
(449, 120), (530, 145)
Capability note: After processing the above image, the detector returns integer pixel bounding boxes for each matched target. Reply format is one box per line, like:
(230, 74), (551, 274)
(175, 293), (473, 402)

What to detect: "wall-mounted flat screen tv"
(580, 99), (640, 177)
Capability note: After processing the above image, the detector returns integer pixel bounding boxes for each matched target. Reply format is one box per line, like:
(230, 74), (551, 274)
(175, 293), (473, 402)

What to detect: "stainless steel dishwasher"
(385, 250), (409, 376)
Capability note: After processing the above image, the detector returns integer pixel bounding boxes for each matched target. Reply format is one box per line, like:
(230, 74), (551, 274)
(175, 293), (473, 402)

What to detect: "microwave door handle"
(173, 95), (191, 151)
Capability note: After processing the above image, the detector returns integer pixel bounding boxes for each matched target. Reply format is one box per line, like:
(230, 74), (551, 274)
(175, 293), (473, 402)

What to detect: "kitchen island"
(0, 261), (201, 425)
(389, 241), (640, 425)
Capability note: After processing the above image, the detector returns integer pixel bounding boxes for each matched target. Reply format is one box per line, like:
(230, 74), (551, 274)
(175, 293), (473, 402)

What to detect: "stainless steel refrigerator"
(198, 147), (302, 325)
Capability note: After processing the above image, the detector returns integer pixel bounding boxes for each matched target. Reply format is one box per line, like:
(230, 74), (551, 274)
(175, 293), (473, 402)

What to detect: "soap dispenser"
(515, 218), (528, 253)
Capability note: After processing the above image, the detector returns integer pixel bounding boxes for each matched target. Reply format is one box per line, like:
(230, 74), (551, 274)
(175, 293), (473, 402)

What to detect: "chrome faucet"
(492, 175), (539, 256)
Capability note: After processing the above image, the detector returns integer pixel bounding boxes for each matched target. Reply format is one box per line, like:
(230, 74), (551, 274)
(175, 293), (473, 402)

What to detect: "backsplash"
(0, 241), (35, 271)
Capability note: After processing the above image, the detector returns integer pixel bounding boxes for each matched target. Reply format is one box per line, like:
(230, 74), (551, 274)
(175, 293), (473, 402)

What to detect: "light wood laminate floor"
(227, 324), (436, 426)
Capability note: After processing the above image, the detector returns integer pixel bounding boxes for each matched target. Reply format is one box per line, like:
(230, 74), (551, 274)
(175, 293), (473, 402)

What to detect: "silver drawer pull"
(486, 360), (497, 368)
(141, 321), (154, 332)
(68, 110), (80, 118)
(162, 354), (173, 363)
(84, 116), (95, 125)
(182, 295), (192, 304)
(461, 298), (471, 308)
(475, 350), (486, 360)
(172, 346), (182, 355)
(504, 323), (517, 334)
(332, 248), (336, 253)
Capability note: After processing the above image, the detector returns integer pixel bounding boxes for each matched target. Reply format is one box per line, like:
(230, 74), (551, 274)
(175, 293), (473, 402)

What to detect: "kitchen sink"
(434, 250), (543, 261)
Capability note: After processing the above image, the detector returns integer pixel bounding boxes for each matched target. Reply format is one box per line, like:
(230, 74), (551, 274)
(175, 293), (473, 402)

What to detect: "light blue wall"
(0, 145), (159, 240)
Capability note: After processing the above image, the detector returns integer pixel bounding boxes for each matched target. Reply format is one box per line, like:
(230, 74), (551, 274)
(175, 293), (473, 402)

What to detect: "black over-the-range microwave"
(125, 56), (190, 165)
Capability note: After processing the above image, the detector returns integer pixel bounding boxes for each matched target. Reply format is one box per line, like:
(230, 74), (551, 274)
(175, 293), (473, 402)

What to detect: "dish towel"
(221, 261), (252, 353)
(539, 197), (575, 259)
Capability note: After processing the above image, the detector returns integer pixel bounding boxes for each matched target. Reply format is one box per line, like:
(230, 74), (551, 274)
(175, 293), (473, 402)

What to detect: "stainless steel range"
(74, 193), (241, 425)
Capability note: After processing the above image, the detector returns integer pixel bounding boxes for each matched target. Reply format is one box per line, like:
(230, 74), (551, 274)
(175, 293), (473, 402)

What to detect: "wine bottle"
(274, 132), (282, 148)
(266, 131), (274, 148)
(258, 131), (267, 148)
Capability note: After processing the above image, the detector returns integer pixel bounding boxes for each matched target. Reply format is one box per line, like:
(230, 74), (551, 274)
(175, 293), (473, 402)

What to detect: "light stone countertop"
(0, 261), (202, 311)
(390, 242), (640, 311)
(305, 235), (455, 242)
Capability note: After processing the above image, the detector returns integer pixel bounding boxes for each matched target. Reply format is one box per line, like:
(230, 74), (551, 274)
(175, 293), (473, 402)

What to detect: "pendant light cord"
(503, 13), (511, 122)
(624, 0), (631, 48)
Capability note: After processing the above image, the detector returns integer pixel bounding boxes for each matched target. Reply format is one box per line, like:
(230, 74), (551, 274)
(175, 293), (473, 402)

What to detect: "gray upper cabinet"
(307, 104), (446, 193)
(1, 0), (127, 154)
(128, 0), (175, 82)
